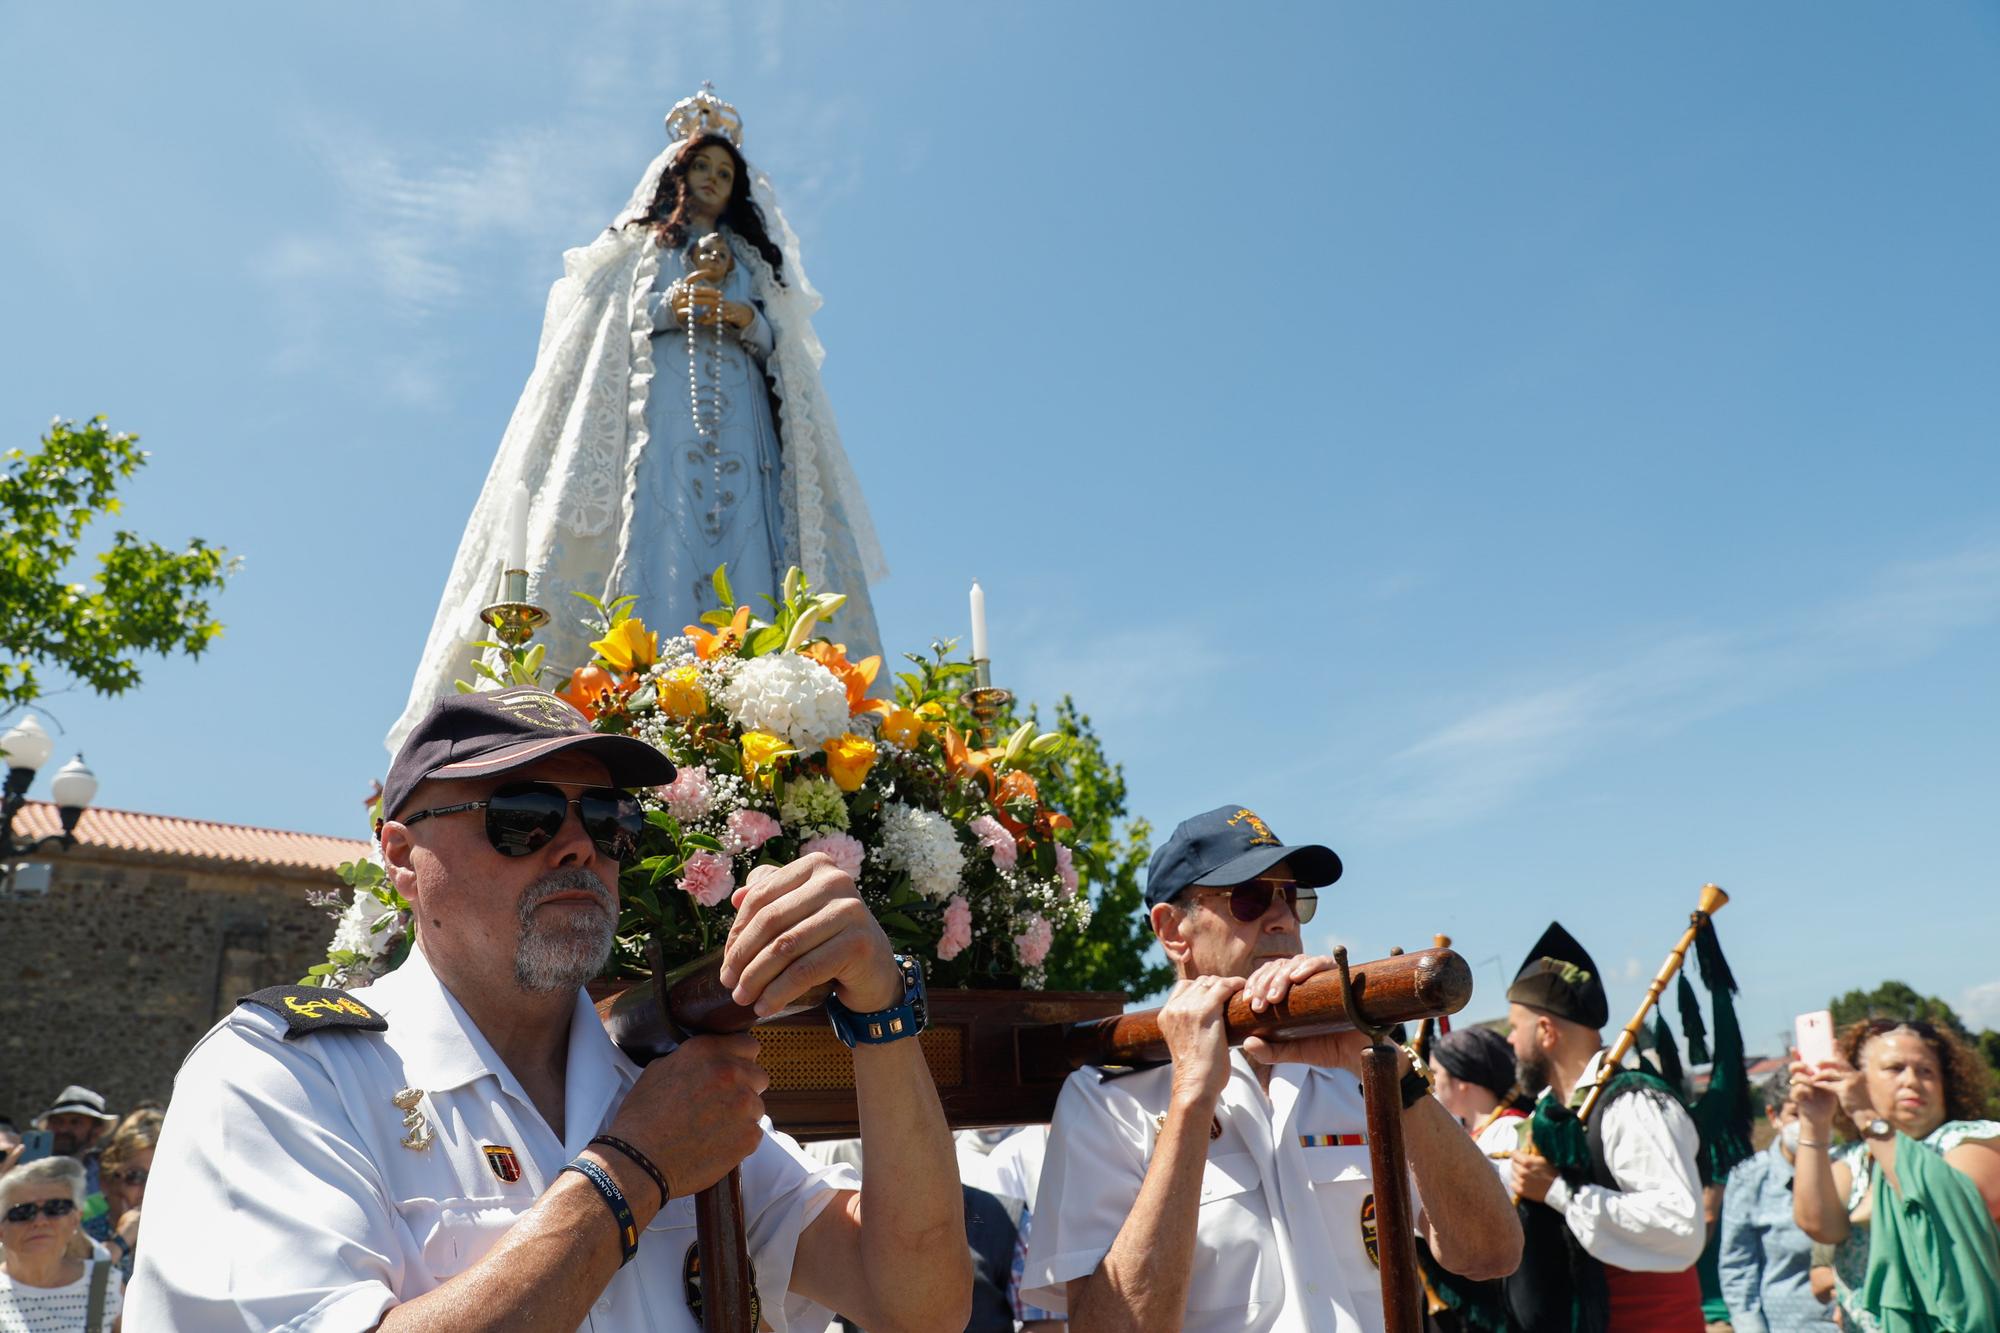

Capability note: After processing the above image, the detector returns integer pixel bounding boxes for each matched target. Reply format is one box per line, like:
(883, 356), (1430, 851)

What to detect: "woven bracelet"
(562, 1158), (638, 1266)
(589, 1133), (671, 1210)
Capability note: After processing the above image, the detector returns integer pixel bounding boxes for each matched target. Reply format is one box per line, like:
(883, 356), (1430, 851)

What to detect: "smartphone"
(1795, 1010), (1837, 1067)
(17, 1129), (54, 1164)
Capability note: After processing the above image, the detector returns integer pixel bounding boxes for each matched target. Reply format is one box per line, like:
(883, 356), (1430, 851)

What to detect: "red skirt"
(1603, 1265), (1703, 1332)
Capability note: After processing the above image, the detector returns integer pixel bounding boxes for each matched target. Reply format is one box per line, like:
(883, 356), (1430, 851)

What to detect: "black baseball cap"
(1144, 804), (1342, 909)
(379, 688), (675, 826)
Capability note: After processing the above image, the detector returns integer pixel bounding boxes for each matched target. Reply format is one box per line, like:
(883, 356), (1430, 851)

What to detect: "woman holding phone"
(1790, 1018), (2000, 1331)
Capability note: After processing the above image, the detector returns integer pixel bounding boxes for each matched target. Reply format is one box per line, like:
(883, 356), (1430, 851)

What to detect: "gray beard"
(514, 868), (616, 994)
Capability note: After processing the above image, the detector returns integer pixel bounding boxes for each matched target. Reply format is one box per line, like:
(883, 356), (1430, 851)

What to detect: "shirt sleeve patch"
(238, 985), (389, 1038)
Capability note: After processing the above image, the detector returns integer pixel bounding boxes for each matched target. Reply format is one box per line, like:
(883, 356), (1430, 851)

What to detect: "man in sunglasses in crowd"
(129, 688), (968, 1332)
(1023, 805), (1521, 1331)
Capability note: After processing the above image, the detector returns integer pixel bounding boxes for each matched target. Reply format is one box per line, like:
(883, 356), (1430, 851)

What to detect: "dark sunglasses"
(1187, 880), (1318, 925)
(4, 1198), (76, 1223)
(402, 781), (644, 862)
(111, 1167), (149, 1187)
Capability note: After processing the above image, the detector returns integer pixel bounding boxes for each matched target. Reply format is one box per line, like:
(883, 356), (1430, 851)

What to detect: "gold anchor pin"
(392, 1087), (434, 1151)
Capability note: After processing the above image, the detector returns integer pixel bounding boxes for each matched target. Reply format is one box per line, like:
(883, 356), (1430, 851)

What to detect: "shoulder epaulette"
(238, 985), (388, 1039)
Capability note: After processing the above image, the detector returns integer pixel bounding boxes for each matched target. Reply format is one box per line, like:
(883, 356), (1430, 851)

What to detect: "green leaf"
(747, 624), (787, 656)
(711, 564), (735, 610)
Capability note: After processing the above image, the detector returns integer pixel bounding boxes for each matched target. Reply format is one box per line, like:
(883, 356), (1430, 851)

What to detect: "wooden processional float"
(600, 943), (1474, 1333)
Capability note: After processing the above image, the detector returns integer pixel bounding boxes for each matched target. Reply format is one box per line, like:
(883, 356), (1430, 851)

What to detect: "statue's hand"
(669, 284), (726, 321)
(720, 300), (756, 331)
(720, 853), (901, 1015)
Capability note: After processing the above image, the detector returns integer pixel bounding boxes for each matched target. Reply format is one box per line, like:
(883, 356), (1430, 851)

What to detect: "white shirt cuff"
(1543, 1177), (1572, 1212)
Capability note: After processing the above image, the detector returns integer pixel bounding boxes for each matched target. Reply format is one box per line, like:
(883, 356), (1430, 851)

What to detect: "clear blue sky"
(5, 3), (1997, 1049)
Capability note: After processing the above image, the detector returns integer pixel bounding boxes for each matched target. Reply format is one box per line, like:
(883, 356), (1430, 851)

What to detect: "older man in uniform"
(128, 688), (968, 1332)
(1506, 922), (1706, 1331)
(1023, 805), (1522, 1332)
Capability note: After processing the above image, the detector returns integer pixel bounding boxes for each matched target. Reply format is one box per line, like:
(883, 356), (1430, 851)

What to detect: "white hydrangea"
(874, 802), (967, 902)
(718, 652), (850, 748)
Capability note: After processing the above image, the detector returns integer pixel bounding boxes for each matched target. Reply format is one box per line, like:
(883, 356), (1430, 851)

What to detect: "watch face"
(1867, 1118), (1893, 1139)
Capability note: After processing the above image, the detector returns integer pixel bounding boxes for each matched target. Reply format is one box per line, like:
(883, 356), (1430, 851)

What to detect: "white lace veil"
(385, 128), (888, 753)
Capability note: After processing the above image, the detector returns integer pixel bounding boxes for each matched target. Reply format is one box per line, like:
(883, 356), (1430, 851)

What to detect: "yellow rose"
(740, 731), (795, 786)
(914, 701), (948, 735)
(821, 733), (877, 793)
(879, 708), (923, 749)
(658, 664), (708, 719)
(590, 617), (658, 676)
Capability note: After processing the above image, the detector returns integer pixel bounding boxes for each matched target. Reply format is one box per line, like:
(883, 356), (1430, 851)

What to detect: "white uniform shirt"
(126, 947), (857, 1332)
(1535, 1048), (1705, 1272)
(1022, 1051), (1399, 1333)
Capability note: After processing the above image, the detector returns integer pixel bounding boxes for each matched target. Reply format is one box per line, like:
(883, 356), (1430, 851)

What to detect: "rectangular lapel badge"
(484, 1144), (523, 1183)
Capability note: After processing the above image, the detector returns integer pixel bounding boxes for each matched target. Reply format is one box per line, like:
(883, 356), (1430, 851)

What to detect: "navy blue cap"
(1144, 804), (1342, 909)
(380, 688), (675, 825)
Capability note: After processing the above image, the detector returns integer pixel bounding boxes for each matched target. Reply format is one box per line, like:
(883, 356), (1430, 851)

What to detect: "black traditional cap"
(1144, 804), (1342, 909)
(379, 688), (675, 825)
(1506, 920), (1609, 1029)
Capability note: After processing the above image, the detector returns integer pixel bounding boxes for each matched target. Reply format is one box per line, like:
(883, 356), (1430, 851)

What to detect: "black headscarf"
(1433, 1025), (1519, 1100)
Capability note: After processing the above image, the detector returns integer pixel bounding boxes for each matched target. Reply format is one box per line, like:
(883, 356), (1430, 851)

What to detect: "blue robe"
(630, 234), (787, 627)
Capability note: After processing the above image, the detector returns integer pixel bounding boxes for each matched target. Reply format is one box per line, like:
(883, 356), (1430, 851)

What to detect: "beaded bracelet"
(590, 1133), (671, 1209)
(562, 1157), (638, 1266)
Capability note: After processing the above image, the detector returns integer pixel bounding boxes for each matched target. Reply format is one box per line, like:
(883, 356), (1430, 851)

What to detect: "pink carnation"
(678, 850), (735, 907)
(1013, 914), (1053, 969)
(969, 814), (1018, 871)
(800, 831), (865, 880)
(726, 808), (782, 855)
(1054, 843), (1078, 896)
(657, 765), (712, 821)
(937, 895), (973, 962)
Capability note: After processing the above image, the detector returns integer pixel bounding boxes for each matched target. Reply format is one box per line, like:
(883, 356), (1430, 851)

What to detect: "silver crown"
(665, 83), (744, 147)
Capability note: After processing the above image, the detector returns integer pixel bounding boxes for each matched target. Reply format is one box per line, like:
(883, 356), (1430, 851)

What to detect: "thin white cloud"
(1959, 980), (2000, 1032)
(1360, 540), (2000, 833)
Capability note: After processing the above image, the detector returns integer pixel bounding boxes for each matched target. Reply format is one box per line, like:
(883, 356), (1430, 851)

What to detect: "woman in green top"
(1791, 1018), (2000, 1332)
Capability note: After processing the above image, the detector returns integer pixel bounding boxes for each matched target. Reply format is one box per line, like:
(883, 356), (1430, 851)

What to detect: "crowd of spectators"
(0, 1085), (155, 1333)
(6, 1015), (1997, 1333)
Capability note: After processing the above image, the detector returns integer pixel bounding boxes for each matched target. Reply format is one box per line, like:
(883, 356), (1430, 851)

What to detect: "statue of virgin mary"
(388, 88), (888, 750)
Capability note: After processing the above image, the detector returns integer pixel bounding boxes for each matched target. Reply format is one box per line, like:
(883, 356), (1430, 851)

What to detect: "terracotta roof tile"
(11, 800), (369, 874)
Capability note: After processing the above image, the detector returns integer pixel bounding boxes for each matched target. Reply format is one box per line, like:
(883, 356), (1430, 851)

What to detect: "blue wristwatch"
(825, 955), (928, 1048)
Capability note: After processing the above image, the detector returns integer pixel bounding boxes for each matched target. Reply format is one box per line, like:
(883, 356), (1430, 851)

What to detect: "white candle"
(504, 483), (530, 571)
(969, 580), (989, 662)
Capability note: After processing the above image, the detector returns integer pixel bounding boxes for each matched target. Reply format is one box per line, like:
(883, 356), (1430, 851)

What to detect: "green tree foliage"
(1035, 697), (1173, 999)
(1829, 980), (1968, 1036)
(2, 417), (235, 709)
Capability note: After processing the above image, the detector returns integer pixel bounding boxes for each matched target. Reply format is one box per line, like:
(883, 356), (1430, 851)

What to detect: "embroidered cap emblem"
(1226, 808), (1280, 847)
(483, 1144), (523, 1183)
(1359, 1192), (1380, 1268)
(494, 689), (586, 731)
(684, 1241), (760, 1326)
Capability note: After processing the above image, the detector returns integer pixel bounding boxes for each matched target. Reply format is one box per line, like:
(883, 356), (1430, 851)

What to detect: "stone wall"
(0, 852), (340, 1123)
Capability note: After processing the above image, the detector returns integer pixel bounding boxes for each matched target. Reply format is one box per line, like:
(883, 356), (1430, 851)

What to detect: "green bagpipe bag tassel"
(1676, 972), (1711, 1065)
(1688, 915), (1755, 1181)
(1652, 1009), (1686, 1090)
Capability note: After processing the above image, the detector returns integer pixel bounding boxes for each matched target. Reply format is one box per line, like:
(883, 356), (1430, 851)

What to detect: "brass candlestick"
(480, 568), (550, 648)
(959, 658), (1013, 747)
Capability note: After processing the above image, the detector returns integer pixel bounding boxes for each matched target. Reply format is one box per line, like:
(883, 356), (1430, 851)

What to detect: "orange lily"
(557, 665), (621, 722)
(685, 606), (752, 661)
(942, 725), (996, 792)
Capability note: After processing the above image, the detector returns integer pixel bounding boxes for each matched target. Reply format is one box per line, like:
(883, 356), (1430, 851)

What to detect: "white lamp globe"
(50, 755), (99, 810)
(2, 716), (55, 772)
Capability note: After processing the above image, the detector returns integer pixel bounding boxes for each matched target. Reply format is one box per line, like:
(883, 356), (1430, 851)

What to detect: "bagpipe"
(1526, 883), (1755, 1184)
(602, 942), (1474, 1333)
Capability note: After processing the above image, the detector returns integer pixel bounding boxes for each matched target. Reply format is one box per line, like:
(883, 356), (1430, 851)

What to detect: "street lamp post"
(3, 715), (100, 856)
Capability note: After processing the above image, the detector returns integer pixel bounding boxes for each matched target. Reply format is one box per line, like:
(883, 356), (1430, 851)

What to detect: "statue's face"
(685, 143), (736, 214)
